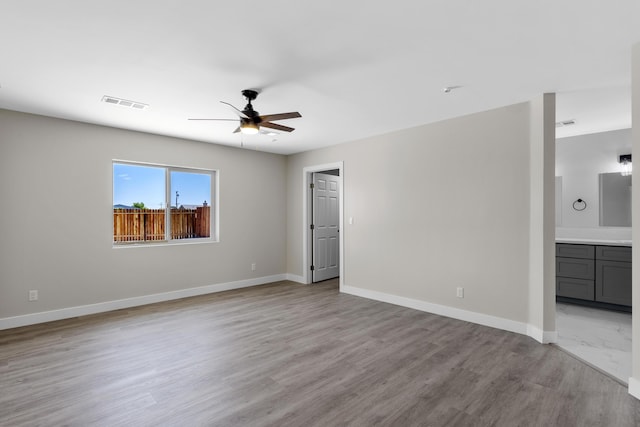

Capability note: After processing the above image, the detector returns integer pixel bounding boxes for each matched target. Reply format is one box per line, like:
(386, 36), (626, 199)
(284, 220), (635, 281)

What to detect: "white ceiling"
(1, 1), (639, 154)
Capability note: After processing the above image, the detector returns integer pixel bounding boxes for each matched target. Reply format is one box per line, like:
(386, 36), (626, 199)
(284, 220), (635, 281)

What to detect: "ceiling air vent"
(555, 119), (575, 128)
(102, 95), (148, 110)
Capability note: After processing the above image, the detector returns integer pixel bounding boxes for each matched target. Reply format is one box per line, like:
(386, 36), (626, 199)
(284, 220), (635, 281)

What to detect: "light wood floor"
(1, 279), (639, 426)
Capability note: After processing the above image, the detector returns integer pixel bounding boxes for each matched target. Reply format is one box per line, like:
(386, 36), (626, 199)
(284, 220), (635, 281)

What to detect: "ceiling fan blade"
(233, 126), (241, 134)
(258, 112), (302, 122)
(220, 101), (249, 119)
(260, 122), (295, 132)
(188, 118), (237, 121)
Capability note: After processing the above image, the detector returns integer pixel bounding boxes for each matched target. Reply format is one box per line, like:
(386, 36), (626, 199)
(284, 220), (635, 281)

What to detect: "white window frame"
(112, 160), (218, 246)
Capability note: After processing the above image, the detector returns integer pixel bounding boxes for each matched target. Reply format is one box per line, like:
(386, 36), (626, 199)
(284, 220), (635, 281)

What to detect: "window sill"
(112, 238), (218, 249)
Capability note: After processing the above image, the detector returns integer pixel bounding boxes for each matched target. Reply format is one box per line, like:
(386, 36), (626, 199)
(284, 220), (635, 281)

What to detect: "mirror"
(599, 172), (632, 227)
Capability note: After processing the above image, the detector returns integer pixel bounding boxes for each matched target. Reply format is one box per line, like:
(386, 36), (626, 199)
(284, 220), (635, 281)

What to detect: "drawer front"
(556, 277), (595, 301)
(596, 245), (632, 262)
(556, 244), (595, 259)
(595, 260), (632, 306)
(556, 257), (595, 280)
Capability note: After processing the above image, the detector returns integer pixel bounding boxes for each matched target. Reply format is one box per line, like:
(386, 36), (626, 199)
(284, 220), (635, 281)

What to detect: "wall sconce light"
(619, 154), (632, 176)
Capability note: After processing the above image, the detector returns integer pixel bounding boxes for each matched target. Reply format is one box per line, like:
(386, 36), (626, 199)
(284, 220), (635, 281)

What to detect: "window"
(113, 162), (215, 245)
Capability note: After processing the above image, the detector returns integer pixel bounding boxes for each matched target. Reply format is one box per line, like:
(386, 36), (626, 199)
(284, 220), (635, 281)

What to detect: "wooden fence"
(113, 207), (210, 243)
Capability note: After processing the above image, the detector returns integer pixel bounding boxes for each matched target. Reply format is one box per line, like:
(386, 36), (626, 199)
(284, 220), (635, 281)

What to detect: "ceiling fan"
(188, 89), (301, 135)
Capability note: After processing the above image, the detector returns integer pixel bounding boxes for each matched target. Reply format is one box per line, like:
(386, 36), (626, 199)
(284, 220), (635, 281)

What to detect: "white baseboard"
(285, 274), (306, 284)
(629, 377), (640, 400)
(342, 285), (555, 342)
(0, 274), (287, 331)
(526, 325), (558, 344)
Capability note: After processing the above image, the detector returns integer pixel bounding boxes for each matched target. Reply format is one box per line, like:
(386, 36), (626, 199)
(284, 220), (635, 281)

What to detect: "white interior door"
(312, 172), (340, 282)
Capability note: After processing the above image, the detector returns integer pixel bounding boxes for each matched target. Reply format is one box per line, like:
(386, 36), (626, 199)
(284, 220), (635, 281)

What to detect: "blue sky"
(113, 163), (211, 208)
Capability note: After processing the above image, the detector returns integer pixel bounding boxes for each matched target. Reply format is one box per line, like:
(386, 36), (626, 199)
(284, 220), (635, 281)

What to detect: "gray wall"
(0, 109), (287, 319)
(0, 99), (557, 342)
(287, 102), (537, 324)
(632, 42), (640, 395)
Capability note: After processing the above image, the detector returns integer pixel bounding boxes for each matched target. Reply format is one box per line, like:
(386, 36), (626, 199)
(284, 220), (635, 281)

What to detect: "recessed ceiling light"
(102, 95), (148, 110)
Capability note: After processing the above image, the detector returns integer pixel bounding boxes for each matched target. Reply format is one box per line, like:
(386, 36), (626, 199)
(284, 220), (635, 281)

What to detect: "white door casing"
(312, 172), (340, 282)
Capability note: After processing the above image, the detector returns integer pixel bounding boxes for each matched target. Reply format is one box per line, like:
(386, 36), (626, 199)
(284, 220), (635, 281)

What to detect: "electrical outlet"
(251, 263), (256, 271)
(456, 287), (464, 298)
(28, 290), (38, 301)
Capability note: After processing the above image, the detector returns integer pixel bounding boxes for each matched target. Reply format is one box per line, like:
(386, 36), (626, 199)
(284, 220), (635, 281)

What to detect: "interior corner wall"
(527, 93), (556, 341)
(631, 42), (640, 397)
(0, 109), (287, 324)
(286, 102), (533, 326)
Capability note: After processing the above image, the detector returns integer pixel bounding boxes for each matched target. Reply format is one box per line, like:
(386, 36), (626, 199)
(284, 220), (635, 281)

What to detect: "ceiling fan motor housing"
(243, 106), (260, 121)
(241, 89), (260, 120)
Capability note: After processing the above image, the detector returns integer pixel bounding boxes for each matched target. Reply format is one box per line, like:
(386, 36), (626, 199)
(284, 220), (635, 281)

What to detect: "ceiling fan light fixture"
(240, 121), (259, 135)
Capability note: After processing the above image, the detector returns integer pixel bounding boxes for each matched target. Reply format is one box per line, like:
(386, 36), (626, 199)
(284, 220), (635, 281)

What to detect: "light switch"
(349, 217), (354, 225)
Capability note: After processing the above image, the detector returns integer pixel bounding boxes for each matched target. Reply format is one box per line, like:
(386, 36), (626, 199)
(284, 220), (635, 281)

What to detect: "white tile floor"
(555, 303), (632, 384)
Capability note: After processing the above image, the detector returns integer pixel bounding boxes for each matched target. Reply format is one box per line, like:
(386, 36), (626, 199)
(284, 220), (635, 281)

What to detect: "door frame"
(302, 162), (344, 289)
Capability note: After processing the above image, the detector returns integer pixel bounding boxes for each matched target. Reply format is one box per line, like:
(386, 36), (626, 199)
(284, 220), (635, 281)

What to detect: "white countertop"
(556, 238), (632, 247)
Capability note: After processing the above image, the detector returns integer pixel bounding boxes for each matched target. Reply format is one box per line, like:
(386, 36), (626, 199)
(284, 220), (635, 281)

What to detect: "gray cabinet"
(595, 245), (632, 262)
(556, 244), (595, 301)
(596, 260), (632, 306)
(556, 257), (595, 280)
(556, 244), (595, 259)
(556, 277), (595, 301)
(556, 243), (631, 308)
